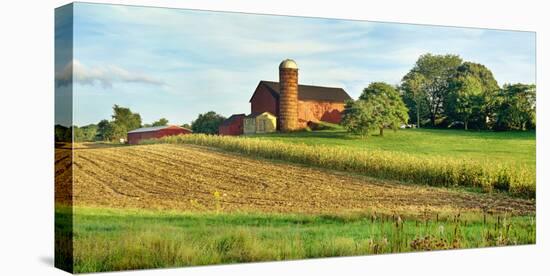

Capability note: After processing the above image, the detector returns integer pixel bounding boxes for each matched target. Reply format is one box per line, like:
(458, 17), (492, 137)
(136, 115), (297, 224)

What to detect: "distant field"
(59, 207), (535, 273)
(250, 128), (536, 169)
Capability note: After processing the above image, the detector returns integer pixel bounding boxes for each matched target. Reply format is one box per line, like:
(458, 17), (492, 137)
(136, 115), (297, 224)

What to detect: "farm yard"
(55, 131), (536, 272)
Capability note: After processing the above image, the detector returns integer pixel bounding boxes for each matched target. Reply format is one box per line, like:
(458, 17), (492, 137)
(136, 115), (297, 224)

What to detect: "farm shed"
(219, 114), (245, 136)
(127, 125), (192, 145)
(243, 112), (277, 134)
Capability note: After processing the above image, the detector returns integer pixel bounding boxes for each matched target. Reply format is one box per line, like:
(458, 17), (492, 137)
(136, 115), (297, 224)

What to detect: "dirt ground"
(55, 143), (535, 215)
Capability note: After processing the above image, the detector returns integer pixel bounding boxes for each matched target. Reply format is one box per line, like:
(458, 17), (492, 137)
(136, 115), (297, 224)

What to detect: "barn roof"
(128, 125), (191, 134)
(252, 80), (352, 102)
(220, 114), (245, 127)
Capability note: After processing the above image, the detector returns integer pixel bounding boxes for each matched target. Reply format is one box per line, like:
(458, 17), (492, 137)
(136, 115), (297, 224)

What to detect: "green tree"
(110, 105), (142, 140)
(446, 62), (500, 129)
(73, 124), (98, 142)
(401, 72), (428, 128)
(447, 75), (483, 130)
(111, 123), (128, 141)
(151, 118), (169, 127)
(359, 82), (409, 136)
(181, 123), (192, 129)
(191, 111), (226, 134)
(341, 100), (381, 137)
(494, 83), (536, 131)
(402, 53), (462, 126)
(96, 119), (115, 141)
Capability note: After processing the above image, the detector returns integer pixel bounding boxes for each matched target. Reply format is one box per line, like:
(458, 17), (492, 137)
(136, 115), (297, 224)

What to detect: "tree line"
(342, 53), (536, 136)
(55, 105), (171, 142)
(55, 105), (225, 143)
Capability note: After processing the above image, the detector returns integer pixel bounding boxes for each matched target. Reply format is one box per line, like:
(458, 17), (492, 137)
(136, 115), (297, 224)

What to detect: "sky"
(55, 3), (536, 126)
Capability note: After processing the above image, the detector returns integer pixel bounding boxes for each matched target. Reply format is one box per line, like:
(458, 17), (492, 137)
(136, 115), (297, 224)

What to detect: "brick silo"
(278, 59), (299, 132)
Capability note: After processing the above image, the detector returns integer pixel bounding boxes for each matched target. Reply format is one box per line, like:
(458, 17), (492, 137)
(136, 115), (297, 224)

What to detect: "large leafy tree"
(446, 75), (483, 130)
(494, 83), (536, 131)
(191, 111), (226, 134)
(95, 105), (142, 141)
(402, 53), (462, 126)
(96, 119), (114, 141)
(446, 62), (500, 129)
(359, 82), (409, 136)
(341, 100), (381, 137)
(112, 105), (142, 130)
(111, 105), (142, 140)
(343, 82), (409, 137)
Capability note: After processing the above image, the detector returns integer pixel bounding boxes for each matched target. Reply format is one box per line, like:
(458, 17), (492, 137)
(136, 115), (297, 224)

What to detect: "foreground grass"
(143, 133), (535, 198)
(58, 207), (535, 273)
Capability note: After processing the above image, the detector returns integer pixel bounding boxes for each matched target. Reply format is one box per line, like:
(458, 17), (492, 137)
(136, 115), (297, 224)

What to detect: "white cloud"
(55, 59), (165, 88)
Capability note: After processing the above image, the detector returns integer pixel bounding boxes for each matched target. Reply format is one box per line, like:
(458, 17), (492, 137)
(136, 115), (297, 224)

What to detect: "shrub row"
(141, 134), (535, 199)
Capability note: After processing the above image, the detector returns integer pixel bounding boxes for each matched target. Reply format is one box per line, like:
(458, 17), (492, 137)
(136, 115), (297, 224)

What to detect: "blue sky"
(56, 3), (536, 126)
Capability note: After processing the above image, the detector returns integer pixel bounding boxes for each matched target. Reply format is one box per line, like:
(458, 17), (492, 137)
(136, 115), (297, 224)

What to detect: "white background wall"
(0, 0), (548, 275)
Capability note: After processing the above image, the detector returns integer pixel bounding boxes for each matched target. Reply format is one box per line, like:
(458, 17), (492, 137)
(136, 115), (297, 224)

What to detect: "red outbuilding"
(127, 125), (192, 145)
(218, 114), (245, 136)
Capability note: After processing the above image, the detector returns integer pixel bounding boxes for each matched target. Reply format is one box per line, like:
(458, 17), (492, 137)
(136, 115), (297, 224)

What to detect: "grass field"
(57, 206), (535, 273)
(251, 128), (536, 169)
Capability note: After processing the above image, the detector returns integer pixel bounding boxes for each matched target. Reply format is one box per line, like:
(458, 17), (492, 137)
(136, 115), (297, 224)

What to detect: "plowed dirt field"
(55, 143), (535, 215)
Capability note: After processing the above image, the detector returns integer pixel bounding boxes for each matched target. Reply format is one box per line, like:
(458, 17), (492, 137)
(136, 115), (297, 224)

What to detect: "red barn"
(127, 125), (192, 145)
(249, 80), (352, 128)
(219, 114), (245, 136)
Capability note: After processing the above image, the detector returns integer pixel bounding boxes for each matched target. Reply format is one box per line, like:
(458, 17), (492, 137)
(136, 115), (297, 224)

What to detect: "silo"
(278, 59), (299, 132)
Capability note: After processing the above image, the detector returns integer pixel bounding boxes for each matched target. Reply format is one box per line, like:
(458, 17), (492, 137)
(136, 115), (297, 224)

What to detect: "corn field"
(142, 134), (535, 198)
